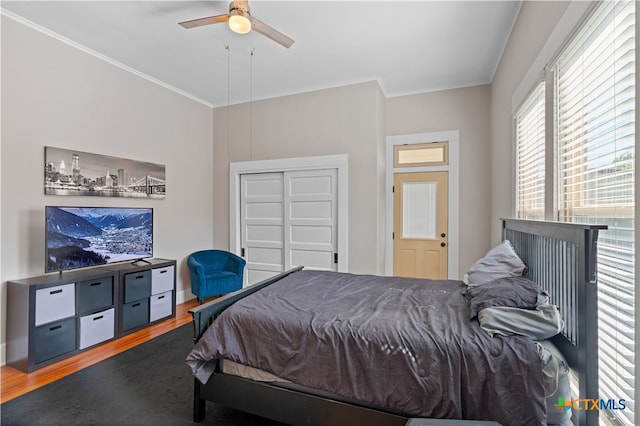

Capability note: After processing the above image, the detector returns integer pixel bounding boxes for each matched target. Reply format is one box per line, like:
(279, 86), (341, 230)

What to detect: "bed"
(186, 219), (606, 426)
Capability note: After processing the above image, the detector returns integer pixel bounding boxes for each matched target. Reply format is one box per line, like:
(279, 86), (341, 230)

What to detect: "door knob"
(441, 242), (446, 247)
(441, 233), (446, 238)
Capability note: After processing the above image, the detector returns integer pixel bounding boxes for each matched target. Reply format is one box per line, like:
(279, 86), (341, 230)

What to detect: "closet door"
(240, 173), (284, 285)
(284, 169), (337, 271)
(240, 168), (338, 285)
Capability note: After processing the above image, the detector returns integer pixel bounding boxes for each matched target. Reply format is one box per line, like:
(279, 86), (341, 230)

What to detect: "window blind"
(554, 1), (635, 425)
(515, 82), (546, 220)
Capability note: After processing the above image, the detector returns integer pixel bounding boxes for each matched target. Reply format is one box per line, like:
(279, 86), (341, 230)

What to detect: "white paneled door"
(241, 173), (285, 285)
(241, 169), (338, 285)
(284, 169), (337, 271)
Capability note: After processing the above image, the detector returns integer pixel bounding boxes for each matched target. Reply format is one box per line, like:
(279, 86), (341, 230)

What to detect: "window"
(394, 142), (448, 167)
(554, 2), (635, 425)
(515, 82), (546, 220)
(514, 1), (635, 424)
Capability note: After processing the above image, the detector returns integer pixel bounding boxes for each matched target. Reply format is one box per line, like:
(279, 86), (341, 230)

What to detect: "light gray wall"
(1, 17), (214, 363)
(213, 82), (492, 278)
(386, 85), (492, 275)
(489, 1), (571, 241)
(212, 81), (387, 275)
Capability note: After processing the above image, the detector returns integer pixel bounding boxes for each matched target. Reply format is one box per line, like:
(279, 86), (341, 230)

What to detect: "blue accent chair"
(187, 250), (246, 302)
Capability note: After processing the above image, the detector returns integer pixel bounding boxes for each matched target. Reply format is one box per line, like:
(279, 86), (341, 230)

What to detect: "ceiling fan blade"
(179, 14), (229, 29)
(250, 17), (295, 48)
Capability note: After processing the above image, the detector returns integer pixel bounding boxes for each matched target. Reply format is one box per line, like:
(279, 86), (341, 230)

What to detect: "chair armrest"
(227, 254), (246, 275)
(187, 257), (207, 286)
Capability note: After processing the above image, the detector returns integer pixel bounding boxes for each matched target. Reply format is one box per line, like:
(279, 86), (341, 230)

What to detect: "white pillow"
(464, 240), (526, 286)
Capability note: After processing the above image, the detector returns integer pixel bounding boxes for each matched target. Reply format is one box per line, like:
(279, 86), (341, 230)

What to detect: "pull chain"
(249, 48), (255, 160)
(225, 45), (231, 159)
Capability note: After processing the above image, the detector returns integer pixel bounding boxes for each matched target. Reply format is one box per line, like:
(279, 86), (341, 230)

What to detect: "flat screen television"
(46, 206), (153, 273)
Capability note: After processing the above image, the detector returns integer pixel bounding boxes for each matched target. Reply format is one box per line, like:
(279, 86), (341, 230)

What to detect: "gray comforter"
(186, 270), (546, 425)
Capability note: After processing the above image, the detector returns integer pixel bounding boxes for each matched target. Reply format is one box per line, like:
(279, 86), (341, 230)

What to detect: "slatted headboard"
(502, 218), (607, 426)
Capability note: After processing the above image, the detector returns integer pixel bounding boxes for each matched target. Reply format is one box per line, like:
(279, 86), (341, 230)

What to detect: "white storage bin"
(35, 283), (75, 326)
(151, 266), (174, 295)
(78, 308), (115, 349)
(149, 291), (172, 322)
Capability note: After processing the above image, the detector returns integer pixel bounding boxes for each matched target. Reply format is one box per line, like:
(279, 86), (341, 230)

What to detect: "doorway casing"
(385, 131), (460, 278)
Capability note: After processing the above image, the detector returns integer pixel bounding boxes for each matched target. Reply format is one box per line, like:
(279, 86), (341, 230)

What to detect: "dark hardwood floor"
(0, 298), (199, 404)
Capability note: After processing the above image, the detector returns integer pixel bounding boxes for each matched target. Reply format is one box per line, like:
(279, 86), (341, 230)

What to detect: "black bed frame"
(189, 219), (606, 426)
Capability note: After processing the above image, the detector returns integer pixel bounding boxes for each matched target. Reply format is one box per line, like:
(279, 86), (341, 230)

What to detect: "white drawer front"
(78, 308), (115, 349)
(151, 266), (174, 295)
(149, 291), (172, 322)
(35, 283), (75, 326)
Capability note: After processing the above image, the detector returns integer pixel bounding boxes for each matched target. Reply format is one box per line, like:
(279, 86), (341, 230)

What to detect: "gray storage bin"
(77, 276), (113, 314)
(149, 290), (173, 322)
(35, 283), (75, 326)
(122, 298), (149, 331)
(123, 270), (151, 303)
(34, 317), (76, 364)
(151, 266), (174, 295)
(79, 308), (115, 349)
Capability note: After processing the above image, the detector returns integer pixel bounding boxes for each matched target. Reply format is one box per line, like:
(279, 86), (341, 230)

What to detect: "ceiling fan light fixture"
(229, 8), (252, 34)
(179, 0), (294, 48)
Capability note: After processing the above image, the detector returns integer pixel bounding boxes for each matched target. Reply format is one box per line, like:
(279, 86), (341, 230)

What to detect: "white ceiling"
(1, 1), (522, 107)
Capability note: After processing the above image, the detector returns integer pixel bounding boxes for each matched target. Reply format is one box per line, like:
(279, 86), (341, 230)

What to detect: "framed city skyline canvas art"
(44, 146), (166, 199)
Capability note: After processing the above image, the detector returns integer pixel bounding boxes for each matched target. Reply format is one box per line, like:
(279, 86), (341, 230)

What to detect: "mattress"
(221, 359), (290, 383)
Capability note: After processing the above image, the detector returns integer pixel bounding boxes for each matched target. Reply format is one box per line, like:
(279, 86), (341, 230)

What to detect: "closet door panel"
(241, 173), (284, 285)
(284, 169), (338, 271)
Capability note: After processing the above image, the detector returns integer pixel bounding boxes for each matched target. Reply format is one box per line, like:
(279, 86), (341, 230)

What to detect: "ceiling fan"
(179, 0), (295, 48)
